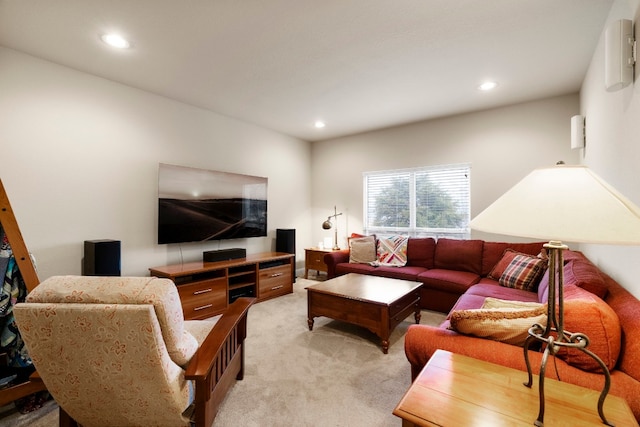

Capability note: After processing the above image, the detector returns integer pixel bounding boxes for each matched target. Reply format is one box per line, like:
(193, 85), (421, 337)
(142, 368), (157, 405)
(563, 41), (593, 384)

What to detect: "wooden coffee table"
(394, 350), (638, 426)
(306, 273), (422, 354)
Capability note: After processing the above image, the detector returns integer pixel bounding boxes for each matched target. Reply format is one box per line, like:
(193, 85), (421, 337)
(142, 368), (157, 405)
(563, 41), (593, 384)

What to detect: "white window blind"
(363, 163), (471, 239)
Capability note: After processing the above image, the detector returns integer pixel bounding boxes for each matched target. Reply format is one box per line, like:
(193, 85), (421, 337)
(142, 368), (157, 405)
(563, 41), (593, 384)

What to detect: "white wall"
(578, 0), (640, 299)
(310, 94), (580, 248)
(0, 47), (312, 280)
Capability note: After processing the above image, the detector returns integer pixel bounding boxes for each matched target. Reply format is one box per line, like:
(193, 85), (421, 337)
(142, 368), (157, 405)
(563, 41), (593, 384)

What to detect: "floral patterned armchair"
(13, 275), (253, 427)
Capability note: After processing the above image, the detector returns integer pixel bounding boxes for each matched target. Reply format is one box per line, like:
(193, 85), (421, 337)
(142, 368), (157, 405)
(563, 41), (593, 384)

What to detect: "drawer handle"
(271, 285), (284, 291)
(193, 288), (212, 295)
(194, 304), (213, 311)
(270, 273), (283, 278)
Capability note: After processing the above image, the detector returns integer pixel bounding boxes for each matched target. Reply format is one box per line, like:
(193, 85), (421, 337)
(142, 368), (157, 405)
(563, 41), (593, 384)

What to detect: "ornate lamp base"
(522, 241), (613, 427)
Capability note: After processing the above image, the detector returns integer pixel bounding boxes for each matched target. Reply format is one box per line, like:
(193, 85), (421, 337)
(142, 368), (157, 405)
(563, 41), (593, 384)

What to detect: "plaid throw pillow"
(499, 254), (547, 291)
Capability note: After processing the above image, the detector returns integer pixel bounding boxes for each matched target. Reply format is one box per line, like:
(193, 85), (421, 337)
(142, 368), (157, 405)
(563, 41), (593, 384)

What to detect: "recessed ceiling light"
(478, 81), (498, 91)
(314, 121), (326, 129)
(101, 33), (130, 49)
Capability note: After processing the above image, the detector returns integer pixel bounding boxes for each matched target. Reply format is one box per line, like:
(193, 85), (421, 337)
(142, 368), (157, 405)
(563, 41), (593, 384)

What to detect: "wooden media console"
(149, 252), (294, 320)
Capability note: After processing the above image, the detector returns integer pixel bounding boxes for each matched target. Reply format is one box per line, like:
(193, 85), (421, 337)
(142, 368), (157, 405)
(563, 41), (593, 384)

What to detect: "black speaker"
(84, 240), (121, 276)
(203, 248), (246, 263)
(276, 229), (295, 269)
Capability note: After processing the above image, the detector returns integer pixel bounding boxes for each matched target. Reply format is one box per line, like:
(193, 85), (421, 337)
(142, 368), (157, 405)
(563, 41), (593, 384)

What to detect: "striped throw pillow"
(371, 235), (409, 267)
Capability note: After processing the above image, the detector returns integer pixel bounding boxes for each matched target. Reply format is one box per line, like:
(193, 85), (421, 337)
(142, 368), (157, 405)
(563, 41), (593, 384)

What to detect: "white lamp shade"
(471, 165), (640, 244)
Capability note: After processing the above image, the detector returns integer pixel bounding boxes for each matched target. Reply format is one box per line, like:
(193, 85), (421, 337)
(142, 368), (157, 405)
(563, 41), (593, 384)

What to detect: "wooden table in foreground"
(306, 273), (421, 354)
(393, 349), (638, 427)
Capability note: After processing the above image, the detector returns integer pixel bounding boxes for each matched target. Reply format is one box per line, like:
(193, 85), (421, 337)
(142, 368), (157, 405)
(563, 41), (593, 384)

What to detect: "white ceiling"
(0, 0), (613, 142)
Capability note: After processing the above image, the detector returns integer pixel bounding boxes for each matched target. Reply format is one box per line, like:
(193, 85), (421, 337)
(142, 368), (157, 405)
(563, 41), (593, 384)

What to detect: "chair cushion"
(26, 275), (198, 367)
(184, 317), (219, 346)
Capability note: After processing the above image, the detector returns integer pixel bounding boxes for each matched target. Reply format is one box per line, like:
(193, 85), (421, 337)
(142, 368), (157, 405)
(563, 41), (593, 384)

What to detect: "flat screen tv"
(158, 163), (267, 244)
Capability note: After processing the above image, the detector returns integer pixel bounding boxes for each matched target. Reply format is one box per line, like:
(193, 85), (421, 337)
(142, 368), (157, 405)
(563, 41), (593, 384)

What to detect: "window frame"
(362, 163), (471, 239)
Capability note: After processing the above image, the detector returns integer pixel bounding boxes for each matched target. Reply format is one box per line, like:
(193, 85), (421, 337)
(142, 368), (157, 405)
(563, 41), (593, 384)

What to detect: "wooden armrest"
(184, 297), (254, 426)
(185, 297), (254, 380)
(0, 376), (47, 407)
(29, 370), (42, 382)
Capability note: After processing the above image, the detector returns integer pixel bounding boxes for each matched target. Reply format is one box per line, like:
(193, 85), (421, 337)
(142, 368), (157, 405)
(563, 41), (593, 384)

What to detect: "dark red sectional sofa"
(324, 237), (545, 312)
(323, 237), (640, 421)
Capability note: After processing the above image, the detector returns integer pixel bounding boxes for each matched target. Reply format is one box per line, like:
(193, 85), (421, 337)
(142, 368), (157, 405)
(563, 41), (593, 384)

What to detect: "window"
(363, 163), (470, 239)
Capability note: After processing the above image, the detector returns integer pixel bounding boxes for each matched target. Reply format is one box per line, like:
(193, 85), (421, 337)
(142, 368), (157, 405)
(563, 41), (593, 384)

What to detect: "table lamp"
(471, 162), (640, 426)
(322, 206), (343, 250)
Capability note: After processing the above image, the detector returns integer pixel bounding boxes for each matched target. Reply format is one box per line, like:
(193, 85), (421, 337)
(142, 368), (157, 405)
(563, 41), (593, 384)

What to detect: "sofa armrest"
(324, 250), (350, 278)
(405, 325), (532, 379)
(405, 324), (592, 383)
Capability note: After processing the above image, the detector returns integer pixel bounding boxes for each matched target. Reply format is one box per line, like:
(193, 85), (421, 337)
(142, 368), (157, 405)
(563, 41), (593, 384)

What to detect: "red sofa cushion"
(467, 281), (540, 303)
(536, 251), (608, 304)
(604, 275), (640, 385)
(369, 265), (427, 281)
(335, 262), (376, 276)
(418, 269), (480, 294)
(406, 237), (436, 269)
(448, 293), (488, 314)
(557, 284), (621, 372)
(434, 238), (483, 274)
(563, 252), (608, 299)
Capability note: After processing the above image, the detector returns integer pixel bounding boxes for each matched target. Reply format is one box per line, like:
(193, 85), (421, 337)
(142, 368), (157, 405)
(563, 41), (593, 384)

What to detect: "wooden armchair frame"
(186, 296), (253, 427)
(0, 180), (45, 407)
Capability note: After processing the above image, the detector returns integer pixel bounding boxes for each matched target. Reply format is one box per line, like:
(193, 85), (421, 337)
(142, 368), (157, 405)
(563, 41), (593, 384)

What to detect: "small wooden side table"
(393, 350), (638, 426)
(304, 247), (333, 279)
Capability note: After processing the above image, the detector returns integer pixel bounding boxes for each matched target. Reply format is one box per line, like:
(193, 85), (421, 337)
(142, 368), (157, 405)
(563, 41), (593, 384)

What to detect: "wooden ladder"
(0, 179), (46, 407)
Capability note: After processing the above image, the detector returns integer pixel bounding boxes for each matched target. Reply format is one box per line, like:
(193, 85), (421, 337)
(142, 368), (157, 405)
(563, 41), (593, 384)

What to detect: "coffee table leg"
(308, 317), (314, 331)
(380, 318), (391, 354)
(381, 339), (389, 354)
(414, 306), (421, 324)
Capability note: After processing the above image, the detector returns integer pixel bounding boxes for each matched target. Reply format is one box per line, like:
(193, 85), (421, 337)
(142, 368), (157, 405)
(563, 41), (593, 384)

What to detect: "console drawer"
(259, 265), (292, 300)
(178, 278), (227, 319)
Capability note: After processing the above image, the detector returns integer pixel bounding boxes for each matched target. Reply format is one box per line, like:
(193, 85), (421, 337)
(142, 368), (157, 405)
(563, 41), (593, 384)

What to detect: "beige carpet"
(1, 278), (446, 427)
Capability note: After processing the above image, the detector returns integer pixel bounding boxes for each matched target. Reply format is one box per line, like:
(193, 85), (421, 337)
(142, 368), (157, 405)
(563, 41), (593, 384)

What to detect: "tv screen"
(158, 163), (267, 244)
